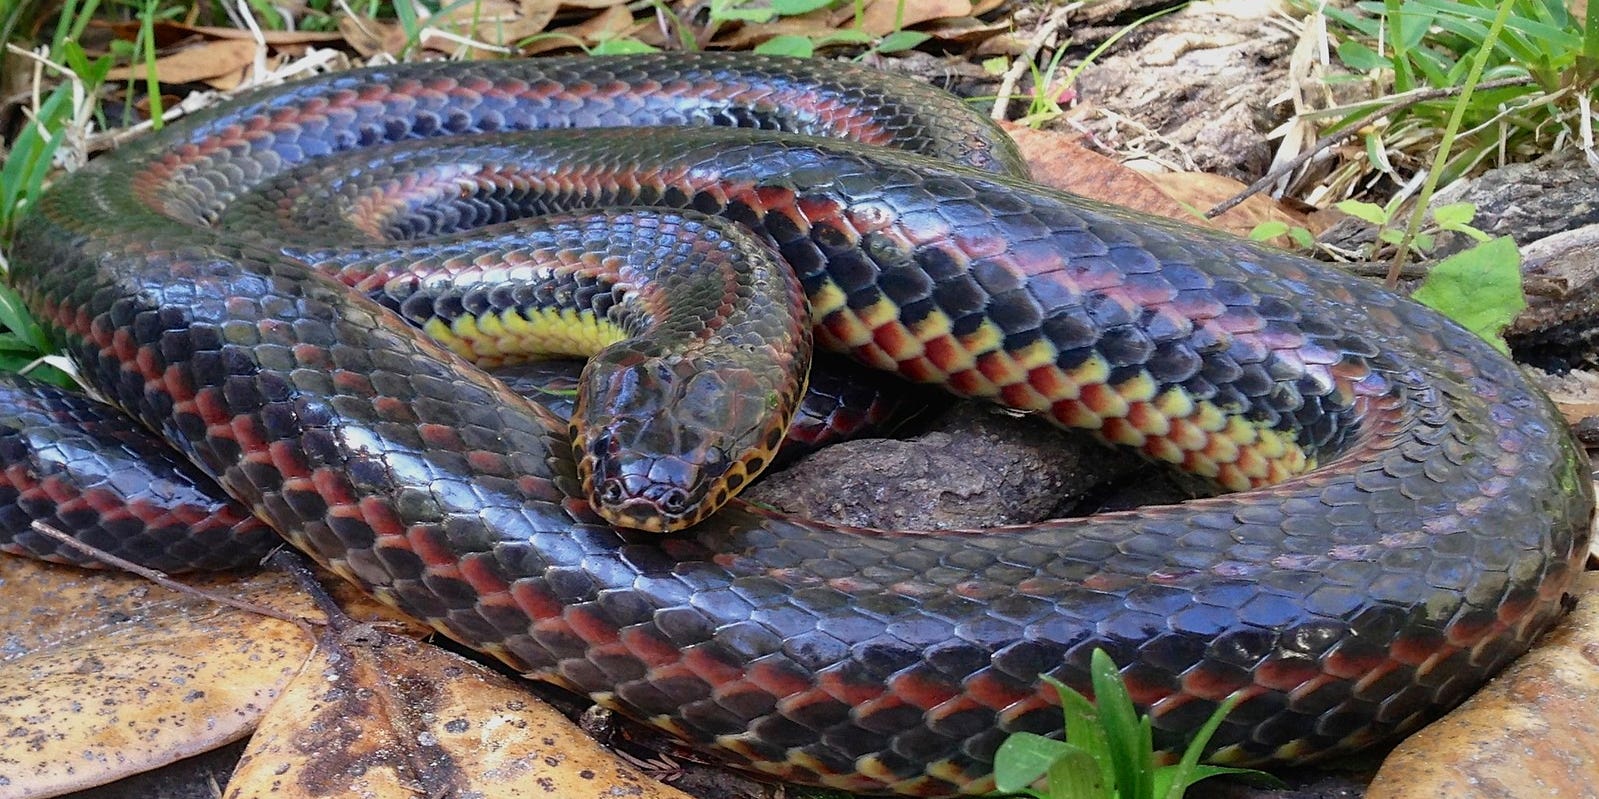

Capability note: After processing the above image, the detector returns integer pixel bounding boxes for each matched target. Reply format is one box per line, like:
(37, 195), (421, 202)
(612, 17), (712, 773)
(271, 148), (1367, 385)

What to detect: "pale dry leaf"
(0, 557), (314, 799)
(338, 15), (409, 59)
(225, 624), (693, 799)
(521, 5), (641, 53)
(1003, 124), (1202, 224)
(1145, 171), (1315, 240)
(104, 39), (261, 84)
(857, 0), (972, 34)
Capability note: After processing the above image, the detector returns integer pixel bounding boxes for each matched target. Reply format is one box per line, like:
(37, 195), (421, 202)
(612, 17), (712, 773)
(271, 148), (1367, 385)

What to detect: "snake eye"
(599, 478), (625, 505)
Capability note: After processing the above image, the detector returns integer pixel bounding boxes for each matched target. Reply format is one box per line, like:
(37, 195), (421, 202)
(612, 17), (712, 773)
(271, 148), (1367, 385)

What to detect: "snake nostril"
(599, 478), (625, 505)
(659, 488), (691, 515)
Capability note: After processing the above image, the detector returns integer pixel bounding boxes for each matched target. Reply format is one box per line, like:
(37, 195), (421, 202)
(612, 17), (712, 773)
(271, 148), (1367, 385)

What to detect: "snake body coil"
(7, 54), (1594, 796)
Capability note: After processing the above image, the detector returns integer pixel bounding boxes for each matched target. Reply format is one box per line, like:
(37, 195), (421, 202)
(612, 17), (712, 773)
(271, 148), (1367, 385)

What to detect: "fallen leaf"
(1365, 572), (1599, 799)
(338, 15), (409, 59)
(521, 5), (643, 53)
(857, 0), (972, 34)
(226, 621), (693, 799)
(1145, 171), (1315, 240)
(104, 39), (261, 84)
(0, 557), (310, 799)
(0, 554), (423, 799)
(1004, 124), (1202, 224)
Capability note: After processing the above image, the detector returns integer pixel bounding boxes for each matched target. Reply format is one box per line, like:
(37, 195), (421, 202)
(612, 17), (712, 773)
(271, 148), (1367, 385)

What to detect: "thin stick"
(990, 3), (1078, 122)
(29, 519), (311, 626)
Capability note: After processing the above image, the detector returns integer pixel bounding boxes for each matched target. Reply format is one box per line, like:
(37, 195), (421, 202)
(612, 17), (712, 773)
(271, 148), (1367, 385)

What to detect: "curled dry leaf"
(226, 622), (693, 799)
(0, 557), (312, 799)
(1004, 124), (1199, 224)
(857, 0), (972, 35)
(1143, 172), (1316, 241)
(104, 39), (262, 85)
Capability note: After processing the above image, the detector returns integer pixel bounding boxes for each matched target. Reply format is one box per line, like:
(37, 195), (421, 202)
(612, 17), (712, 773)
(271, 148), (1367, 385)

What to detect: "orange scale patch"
(1100, 417), (1145, 447)
(947, 369), (995, 398)
(998, 381), (1047, 410)
(1079, 382), (1130, 418)
(1167, 418), (1208, 451)
(1125, 401), (1171, 436)
(924, 336), (976, 375)
(961, 670), (1034, 711)
(885, 670), (961, 711)
(683, 644), (745, 686)
(976, 351), (1025, 387)
(816, 666), (885, 706)
(872, 323), (923, 361)
(563, 605), (621, 645)
(404, 527), (467, 571)
(457, 555), (512, 599)
(1050, 398), (1102, 429)
(1026, 365), (1074, 401)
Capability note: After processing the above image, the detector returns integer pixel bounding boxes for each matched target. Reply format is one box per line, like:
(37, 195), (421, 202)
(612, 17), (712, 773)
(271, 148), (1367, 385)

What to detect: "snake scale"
(4, 53), (1594, 796)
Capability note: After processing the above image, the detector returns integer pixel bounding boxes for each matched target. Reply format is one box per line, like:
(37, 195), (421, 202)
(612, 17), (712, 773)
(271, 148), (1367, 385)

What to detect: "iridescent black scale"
(5, 53), (1593, 798)
(0, 373), (277, 570)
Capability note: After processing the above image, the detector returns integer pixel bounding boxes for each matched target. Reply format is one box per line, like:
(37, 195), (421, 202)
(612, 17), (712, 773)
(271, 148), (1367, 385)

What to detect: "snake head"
(573, 345), (791, 533)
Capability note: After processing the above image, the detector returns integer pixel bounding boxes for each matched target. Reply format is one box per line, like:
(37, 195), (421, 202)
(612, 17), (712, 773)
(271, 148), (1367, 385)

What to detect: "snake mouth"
(592, 476), (701, 532)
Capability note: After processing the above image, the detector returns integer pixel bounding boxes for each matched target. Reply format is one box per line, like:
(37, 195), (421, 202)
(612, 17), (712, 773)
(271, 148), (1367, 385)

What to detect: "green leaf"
(982, 56), (1010, 75)
(770, 0), (835, 15)
(1249, 220), (1289, 242)
(1087, 650), (1149, 799)
(874, 30), (930, 53)
(589, 37), (660, 54)
(1336, 39), (1391, 70)
(0, 284), (51, 353)
(755, 35), (816, 56)
(1432, 202), (1484, 233)
(993, 732), (1079, 793)
(1046, 746), (1111, 799)
(1045, 675), (1114, 790)
(1336, 199), (1390, 225)
(1411, 236), (1525, 353)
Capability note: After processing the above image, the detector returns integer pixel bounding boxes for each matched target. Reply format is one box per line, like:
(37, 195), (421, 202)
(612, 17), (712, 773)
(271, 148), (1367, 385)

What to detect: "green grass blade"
(1087, 650), (1148, 799)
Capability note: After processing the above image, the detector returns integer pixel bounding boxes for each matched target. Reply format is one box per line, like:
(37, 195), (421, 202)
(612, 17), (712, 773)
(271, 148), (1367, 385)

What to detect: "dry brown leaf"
(711, 16), (843, 49)
(226, 623), (692, 799)
(1366, 572), (1599, 799)
(104, 39), (261, 84)
(521, 5), (642, 53)
(1003, 124), (1203, 225)
(857, 0), (972, 34)
(338, 15), (410, 59)
(916, 16), (1010, 44)
(1145, 171), (1314, 241)
(0, 557), (313, 799)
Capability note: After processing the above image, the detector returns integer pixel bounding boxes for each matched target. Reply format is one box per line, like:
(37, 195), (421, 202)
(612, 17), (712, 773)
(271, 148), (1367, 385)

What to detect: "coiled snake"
(4, 53), (1593, 796)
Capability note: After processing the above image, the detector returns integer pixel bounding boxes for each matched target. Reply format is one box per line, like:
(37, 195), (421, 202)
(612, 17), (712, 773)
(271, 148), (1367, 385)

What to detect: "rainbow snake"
(3, 53), (1594, 796)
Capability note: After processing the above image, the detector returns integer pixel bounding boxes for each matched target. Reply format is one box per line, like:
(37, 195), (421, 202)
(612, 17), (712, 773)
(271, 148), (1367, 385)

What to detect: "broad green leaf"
(1336, 199), (1391, 225)
(589, 37), (660, 54)
(1411, 236), (1524, 353)
(1336, 39), (1390, 70)
(0, 284), (52, 353)
(992, 732), (1079, 793)
(755, 35), (815, 56)
(1432, 202), (1477, 228)
(1087, 650), (1146, 799)
(1044, 675), (1114, 790)
(1046, 747), (1111, 799)
(875, 30), (930, 53)
(1249, 221), (1289, 242)
(770, 0), (834, 15)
